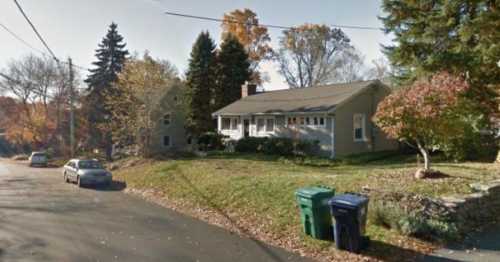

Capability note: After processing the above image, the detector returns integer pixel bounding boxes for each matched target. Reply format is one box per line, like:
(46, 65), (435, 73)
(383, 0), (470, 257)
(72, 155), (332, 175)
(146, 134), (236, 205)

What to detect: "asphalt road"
(0, 159), (310, 262)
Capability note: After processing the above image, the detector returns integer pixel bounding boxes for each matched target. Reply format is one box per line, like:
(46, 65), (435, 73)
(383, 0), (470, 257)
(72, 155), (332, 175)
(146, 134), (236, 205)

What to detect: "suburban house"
(213, 80), (398, 158)
(148, 79), (191, 155)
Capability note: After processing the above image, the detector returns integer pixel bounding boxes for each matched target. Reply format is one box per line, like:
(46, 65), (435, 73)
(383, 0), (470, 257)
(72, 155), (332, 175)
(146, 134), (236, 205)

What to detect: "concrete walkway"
(423, 225), (500, 262)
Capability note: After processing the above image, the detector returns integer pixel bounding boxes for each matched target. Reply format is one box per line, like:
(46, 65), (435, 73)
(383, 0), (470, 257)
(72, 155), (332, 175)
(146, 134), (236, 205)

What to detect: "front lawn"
(113, 152), (499, 261)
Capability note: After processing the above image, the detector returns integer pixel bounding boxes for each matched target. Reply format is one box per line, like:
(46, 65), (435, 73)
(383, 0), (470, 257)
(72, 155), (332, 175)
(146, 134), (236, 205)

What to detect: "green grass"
(113, 151), (499, 260)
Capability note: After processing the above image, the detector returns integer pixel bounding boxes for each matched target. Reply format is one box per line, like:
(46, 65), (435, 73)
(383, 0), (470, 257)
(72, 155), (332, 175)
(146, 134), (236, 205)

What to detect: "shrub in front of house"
(261, 137), (295, 156)
(197, 132), (227, 151)
(234, 137), (319, 156)
(234, 137), (265, 153)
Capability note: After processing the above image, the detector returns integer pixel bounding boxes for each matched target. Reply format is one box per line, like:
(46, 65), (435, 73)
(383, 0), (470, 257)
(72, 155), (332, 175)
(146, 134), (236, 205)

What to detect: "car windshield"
(78, 160), (103, 169)
(32, 153), (46, 158)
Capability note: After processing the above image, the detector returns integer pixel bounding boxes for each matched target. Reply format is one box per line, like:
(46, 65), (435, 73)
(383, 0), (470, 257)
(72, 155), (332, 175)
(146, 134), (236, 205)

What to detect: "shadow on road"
(363, 240), (459, 262)
(176, 171), (293, 262)
(90, 181), (127, 192)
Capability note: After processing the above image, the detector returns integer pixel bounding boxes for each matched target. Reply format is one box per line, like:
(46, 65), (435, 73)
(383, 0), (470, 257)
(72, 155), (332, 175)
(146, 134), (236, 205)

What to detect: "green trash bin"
(295, 186), (335, 240)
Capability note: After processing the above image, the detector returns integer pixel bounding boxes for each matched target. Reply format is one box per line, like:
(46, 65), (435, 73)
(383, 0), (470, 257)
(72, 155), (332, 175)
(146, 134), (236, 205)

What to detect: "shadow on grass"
(201, 150), (424, 169)
(363, 240), (459, 262)
(432, 163), (493, 172)
(175, 170), (292, 262)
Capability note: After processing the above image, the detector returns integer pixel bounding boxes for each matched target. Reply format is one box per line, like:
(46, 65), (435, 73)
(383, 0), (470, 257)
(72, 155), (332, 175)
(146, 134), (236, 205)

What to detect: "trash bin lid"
(328, 193), (368, 208)
(295, 186), (334, 200)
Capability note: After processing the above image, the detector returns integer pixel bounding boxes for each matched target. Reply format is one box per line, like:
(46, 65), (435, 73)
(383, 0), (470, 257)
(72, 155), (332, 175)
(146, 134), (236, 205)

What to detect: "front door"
(243, 119), (250, 138)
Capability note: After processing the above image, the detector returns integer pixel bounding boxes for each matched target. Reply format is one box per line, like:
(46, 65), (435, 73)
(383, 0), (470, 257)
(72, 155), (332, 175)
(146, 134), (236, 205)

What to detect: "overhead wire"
(13, 0), (60, 62)
(0, 21), (89, 71)
(163, 11), (382, 31)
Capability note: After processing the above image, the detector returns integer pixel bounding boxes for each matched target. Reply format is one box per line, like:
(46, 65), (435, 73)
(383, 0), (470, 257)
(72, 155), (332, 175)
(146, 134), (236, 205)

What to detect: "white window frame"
(221, 117), (231, 130)
(255, 116), (275, 134)
(353, 113), (367, 142)
(163, 135), (171, 147)
(230, 118), (239, 130)
(221, 117), (239, 131)
(288, 115), (326, 128)
(265, 118), (275, 132)
(163, 113), (171, 126)
(318, 117), (325, 127)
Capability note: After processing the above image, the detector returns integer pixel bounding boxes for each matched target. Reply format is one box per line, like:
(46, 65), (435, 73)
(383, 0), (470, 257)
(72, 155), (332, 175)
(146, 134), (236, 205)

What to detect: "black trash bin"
(328, 193), (369, 253)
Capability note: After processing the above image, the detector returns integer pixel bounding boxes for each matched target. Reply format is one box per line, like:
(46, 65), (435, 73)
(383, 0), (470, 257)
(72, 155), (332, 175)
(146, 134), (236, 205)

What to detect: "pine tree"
(380, 1), (498, 112)
(185, 31), (217, 137)
(380, 0), (499, 158)
(84, 22), (129, 159)
(214, 34), (251, 111)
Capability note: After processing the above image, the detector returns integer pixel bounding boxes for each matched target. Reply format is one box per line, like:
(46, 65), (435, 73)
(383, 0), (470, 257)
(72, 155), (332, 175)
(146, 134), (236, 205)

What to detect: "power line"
(0, 21), (89, 71)
(0, 22), (46, 55)
(11, 1), (89, 72)
(13, 0), (60, 63)
(164, 11), (381, 31)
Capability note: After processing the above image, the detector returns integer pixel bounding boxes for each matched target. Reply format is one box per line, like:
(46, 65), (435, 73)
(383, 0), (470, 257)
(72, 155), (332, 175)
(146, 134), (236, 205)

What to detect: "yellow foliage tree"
(106, 52), (178, 157)
(222, 8), (273, 84)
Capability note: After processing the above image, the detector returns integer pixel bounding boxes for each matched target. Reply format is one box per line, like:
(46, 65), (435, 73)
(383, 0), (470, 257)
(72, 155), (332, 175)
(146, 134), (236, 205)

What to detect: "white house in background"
(212, 81), (398, 157)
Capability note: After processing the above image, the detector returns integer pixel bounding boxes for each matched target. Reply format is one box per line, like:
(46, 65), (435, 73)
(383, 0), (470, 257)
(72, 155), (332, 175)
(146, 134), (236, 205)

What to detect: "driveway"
(0, 159), (310, 262)
(423, 225), (500, 262)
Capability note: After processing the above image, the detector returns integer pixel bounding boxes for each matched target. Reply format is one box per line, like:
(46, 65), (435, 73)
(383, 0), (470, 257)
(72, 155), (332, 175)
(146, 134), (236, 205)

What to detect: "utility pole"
(68, 58), (75, 158)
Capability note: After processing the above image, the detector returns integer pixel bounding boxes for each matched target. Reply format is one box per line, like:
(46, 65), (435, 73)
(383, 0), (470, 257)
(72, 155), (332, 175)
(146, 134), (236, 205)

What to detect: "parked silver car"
(29, 152), (48, 167)
(63, 159), (112, 187)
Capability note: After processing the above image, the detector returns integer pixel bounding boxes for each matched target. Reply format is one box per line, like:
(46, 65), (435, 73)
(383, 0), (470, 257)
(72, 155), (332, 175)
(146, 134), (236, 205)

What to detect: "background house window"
(221, 118), (231, 130)
(257, 118), (265, 132)
(163, 136), (171, 147)
(319, 117), (325, 126)
(305, 117), (310, 125)
(266, 119), (275, 132)
(163, 114), (171, 125)
(313, 117), (318, 125)
(353, 114), (366, 141)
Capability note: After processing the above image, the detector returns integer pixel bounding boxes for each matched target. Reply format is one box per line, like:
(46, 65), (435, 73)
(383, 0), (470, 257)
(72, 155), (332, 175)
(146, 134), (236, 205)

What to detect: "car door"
(64, 161), (72, 180)
(67, 161), (77, 181)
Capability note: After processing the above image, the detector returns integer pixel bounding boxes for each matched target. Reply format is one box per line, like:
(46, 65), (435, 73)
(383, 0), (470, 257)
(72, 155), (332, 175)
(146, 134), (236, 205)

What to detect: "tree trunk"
(416, 141), (431, 171)
(105, 132), (113, 161)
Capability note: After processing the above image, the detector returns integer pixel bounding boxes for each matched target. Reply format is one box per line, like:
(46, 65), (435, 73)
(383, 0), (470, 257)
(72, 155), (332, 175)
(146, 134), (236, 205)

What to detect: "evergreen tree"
(380, 0), (499, 159)
(214, 34), (251, 111)
(380, 1), (499, 114)
(84, 22), (129, 159)
(185, 31), (217, 137)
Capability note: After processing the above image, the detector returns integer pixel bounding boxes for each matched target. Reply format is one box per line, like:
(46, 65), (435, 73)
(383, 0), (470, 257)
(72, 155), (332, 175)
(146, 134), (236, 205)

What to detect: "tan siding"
(149, 83), (190, 155)
(334, 84), (398, 156)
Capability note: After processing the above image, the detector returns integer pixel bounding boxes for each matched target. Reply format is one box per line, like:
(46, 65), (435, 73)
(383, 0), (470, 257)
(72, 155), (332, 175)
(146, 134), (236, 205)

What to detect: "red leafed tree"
(374, 72), (472, 171)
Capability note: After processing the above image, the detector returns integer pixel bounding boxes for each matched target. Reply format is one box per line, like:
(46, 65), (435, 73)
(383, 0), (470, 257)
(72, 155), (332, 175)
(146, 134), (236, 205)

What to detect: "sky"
(0, 0), (393, 91)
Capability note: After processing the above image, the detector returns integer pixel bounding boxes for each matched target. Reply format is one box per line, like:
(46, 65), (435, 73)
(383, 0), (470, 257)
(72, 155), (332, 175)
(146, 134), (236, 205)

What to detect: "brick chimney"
(241, 82), (257, 98)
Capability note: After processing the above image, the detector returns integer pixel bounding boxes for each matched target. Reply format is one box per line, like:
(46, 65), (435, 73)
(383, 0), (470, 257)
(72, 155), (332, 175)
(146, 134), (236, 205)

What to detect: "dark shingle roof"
(213, 80), (380, 116)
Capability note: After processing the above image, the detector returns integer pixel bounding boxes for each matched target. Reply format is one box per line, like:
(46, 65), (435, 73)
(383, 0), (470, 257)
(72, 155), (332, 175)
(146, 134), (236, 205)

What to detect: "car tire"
(77, 176), (82, 188)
